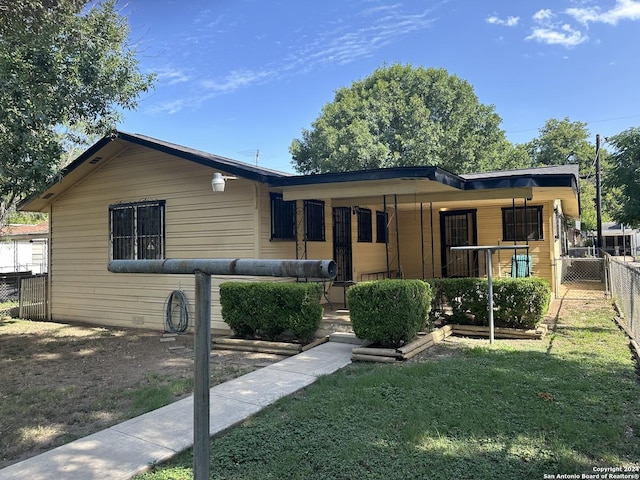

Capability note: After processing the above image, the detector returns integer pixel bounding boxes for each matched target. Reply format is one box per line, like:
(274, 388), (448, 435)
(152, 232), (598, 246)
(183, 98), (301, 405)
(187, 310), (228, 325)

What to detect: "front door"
(440, 210), (478, 278)
(332, 207), (352, 282)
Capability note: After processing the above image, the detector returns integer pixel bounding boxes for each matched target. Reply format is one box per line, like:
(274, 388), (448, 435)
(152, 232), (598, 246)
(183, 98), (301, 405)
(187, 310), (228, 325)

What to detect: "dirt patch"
(0, 318), (286, 469)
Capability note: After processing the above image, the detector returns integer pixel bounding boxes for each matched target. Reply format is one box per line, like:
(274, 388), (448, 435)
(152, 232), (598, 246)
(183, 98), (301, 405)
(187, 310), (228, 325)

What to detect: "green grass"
(137, 300), (640, 480)
(128, 374), (194, 417)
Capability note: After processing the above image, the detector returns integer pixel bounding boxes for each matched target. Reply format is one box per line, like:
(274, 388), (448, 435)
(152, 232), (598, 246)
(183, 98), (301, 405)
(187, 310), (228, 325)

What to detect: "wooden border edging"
(351, 323), (549, 362)
(351, 325), (453, 363)
(212, 336), (329, 356)
(451, 324), (547, 340)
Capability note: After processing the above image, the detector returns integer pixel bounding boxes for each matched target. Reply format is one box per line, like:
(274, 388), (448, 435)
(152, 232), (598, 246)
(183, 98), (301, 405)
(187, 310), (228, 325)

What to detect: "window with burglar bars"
(304, 200), (325, 241)
(376, 210), (388, 243)
(109, 200), (166, 260)
(502, 206), (543, 241)
(357, 208), (372, 242)
(270, 192), (297, 240)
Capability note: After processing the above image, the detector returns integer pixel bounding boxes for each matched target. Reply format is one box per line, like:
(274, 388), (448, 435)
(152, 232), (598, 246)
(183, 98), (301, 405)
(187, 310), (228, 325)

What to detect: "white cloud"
(567, 0), (640, 25)
(147, 4), (439, 114)
(526, 7), (589, 48)
(526, 24), (588, 47)
(486, 15), (519, 27)
(532, 9), (554, 22)
(156, 67), (190, 86)
(147, 99), (188, 115)
(200, 69), (274, 93)
(288, 6), (436, 72)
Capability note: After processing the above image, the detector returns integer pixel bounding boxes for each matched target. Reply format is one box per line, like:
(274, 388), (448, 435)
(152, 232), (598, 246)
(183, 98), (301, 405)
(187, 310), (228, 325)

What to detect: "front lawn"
(138, 298), (640, 480)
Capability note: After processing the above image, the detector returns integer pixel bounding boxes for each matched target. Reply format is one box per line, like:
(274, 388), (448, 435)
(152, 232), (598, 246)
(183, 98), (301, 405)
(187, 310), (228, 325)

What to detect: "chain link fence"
(556, 251), (607, 300)
(608, 256), (640, 344)
(0, 272), (28, 317)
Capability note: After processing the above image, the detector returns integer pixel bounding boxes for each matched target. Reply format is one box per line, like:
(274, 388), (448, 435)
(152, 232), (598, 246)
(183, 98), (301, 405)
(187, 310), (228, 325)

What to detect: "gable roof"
(20, 131), (291, 211)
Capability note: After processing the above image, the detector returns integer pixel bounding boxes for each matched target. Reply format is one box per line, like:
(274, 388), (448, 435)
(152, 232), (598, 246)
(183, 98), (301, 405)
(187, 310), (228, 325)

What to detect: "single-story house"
(19, 132), (580, 333)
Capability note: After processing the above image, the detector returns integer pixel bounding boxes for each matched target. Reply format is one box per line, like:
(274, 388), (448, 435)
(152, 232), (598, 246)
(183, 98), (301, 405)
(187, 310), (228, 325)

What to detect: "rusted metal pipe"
(108, 258), (337, 278)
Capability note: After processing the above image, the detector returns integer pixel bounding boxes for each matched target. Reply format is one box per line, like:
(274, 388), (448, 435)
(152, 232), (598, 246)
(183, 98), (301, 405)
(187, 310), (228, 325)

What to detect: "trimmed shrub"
(492, 277), (551, 329)
(428, 277), (551, 329)
(347, 279), (432, 348)
(219, 282), (323, 341)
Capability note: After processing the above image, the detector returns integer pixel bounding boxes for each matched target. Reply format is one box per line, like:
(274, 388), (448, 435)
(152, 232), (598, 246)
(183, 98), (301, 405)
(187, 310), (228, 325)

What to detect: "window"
(109, 200), (165, 260)
(270, 193), (297, 240)
(502, 206), (543, 241)
(376, 210), (388, 243)
(304, 200), (325, 241)
(357, 208), (372, 242)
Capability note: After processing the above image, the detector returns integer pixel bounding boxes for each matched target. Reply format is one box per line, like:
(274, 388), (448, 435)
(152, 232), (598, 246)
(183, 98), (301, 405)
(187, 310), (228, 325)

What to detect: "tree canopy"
(526, 117), (595, 175)
(290, 64), (514, 175)
(0, 0), (154, 223)
(603, 127), (640, 228)
(524, 117), (609, 230)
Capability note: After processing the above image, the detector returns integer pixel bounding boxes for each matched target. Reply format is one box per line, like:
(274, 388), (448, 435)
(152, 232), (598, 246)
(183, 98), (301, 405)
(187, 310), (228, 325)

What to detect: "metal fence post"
(193, 270), (211, 480)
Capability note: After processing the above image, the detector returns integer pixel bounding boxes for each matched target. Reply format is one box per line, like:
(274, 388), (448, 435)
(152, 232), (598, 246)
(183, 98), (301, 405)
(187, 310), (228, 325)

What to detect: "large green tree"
(0, 0), (154, 223)
(602, 127), (640, 228)
(290, 64), (515, 175)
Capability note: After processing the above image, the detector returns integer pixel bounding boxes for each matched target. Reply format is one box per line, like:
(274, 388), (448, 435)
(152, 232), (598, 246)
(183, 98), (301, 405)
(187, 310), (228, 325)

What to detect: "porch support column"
(384, 195), (390, 278)
(430, 202), (435, 278)
(420, 202), (425, 280)
(394, 194), (400, 277)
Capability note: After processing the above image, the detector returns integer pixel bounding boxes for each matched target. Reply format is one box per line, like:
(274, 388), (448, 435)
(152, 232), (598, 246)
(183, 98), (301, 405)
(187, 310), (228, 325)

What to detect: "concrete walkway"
(0, 341), (354, 480)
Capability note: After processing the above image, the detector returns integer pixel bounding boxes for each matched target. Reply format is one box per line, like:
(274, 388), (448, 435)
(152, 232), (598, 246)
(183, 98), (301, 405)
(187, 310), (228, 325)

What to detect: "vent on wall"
(42, 193), (54, 199)
(89, 156), (102, 164)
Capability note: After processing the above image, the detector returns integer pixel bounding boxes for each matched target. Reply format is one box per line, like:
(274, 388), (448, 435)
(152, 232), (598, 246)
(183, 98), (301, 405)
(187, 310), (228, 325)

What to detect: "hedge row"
(219, 282), (323, 341)
(347, 279), (432, 348)
(427, 277), (551, 329)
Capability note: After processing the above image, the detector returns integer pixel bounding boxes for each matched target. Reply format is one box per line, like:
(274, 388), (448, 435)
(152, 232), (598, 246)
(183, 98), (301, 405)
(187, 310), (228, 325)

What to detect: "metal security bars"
(270, 193), (296, 240)
(502, 205), (543, 241)
(356, 208), (372, 242)
(303, 199), (325, 241)
(109, 200), (166, 260)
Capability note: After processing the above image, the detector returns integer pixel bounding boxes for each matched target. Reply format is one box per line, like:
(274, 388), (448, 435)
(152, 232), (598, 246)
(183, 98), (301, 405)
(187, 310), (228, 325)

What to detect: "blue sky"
(118, 0), (640, 173)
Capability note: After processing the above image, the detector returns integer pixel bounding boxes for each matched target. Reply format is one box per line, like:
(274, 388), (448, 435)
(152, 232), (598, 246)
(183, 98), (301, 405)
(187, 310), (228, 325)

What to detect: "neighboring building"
(19, 132), (580, 332)
(0, 222), (49, 274)
(589, 222), (640, 257)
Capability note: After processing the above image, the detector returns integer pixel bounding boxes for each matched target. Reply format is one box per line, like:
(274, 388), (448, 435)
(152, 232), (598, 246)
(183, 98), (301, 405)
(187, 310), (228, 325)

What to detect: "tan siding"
(49, 145), (259, 331)
(397, 204), (435, 279)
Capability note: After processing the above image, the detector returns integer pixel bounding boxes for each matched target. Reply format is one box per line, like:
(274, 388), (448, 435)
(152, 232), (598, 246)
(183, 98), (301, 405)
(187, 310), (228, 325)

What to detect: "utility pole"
(595, 134), (603, 255)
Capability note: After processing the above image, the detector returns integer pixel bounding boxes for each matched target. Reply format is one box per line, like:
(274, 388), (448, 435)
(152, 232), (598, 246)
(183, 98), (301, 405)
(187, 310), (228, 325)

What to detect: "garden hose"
(164, 290), (189, 333)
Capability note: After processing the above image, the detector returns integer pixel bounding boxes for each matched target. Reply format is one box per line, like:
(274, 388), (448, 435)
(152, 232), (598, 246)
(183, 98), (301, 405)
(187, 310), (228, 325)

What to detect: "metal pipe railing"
(108, 258), (336, 480)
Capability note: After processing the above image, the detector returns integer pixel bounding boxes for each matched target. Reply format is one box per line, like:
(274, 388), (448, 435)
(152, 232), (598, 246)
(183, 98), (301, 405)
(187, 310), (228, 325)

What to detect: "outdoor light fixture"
(211, 172), (237, 192)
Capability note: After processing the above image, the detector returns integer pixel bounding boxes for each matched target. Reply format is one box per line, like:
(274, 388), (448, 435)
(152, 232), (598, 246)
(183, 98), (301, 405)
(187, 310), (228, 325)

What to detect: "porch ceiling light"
(211, 172), (237, 192)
